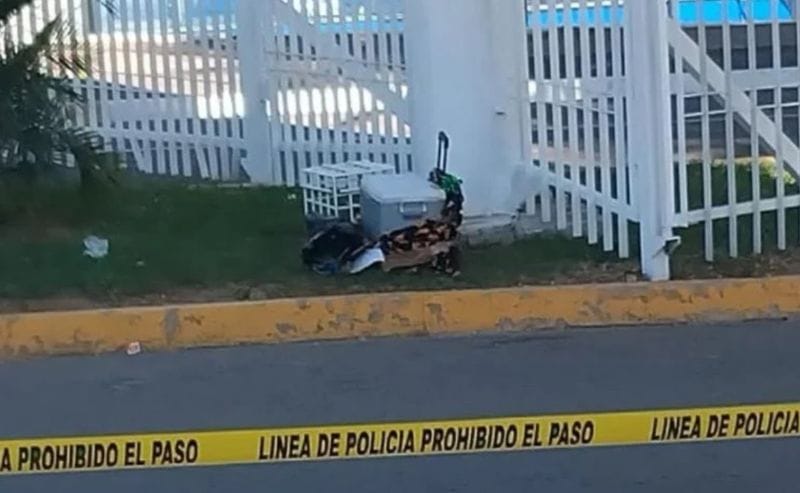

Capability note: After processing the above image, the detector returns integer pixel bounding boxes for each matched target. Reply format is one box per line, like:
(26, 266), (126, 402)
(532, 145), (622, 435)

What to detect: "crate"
(301, 161), (396, 222)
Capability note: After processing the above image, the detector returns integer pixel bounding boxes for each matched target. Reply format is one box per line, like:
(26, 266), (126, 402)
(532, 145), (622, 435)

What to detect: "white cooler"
(360, 174), (446, 239)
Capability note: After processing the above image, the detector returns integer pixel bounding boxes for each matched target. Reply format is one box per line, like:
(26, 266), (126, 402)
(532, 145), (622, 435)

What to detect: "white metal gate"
(249, 0), (412, 186)
(523, 0), (800, 273)
(525, 0), (636, 258)
(668, 0), (800, 261)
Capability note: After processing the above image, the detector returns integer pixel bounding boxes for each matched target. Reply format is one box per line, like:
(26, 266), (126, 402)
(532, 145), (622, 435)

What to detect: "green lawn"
(677, 158), (800, 257)
(0, 179), (631, 305)
(4, 161), (800, 308)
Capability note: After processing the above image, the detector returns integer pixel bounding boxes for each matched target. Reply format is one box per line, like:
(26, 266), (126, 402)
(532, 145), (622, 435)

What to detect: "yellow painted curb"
(1, 276), (799, 358)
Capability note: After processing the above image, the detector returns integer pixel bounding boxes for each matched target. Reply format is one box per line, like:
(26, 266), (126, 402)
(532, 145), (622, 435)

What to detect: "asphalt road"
(1, 320), (799, 492)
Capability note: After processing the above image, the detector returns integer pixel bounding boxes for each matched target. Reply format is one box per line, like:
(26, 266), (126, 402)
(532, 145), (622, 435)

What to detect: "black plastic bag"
(301, 222), (368, 275)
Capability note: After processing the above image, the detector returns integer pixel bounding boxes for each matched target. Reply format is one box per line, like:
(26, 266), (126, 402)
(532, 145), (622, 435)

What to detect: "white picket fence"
(525, 0), (635, 258)
(4, 0), (800, 274)
(254, 0), (412, 186)
(668, 0), (800, 260)
(523, 0), (800, 265)
(3, 0), (245, 180)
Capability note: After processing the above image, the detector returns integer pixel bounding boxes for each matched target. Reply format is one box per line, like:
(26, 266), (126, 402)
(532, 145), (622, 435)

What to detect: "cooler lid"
(361, 174), (446, 202)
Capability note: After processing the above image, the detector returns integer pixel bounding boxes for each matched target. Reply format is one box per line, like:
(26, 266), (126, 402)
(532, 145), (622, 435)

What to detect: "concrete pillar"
(404, 0), (531, 216)
(627, 0), (674, 280)
(237, 0), (275, 183)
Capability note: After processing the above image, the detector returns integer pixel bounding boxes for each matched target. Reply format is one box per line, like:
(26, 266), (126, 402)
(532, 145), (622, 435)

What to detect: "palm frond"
(98, 0), (117, 16)
(7, 17), (88, 76)
(65, 128), (122, 188)
(0, 0), (35, 27)
(0, 0), (120, 189)
(2, 0), (115, 26)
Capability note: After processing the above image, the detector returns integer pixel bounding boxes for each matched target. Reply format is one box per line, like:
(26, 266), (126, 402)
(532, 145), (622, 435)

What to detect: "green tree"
(0, 0), (119, 189)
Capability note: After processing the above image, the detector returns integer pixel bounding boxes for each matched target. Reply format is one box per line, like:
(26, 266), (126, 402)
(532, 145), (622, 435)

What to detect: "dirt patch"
(7, 251), (800, 315)
(674, 250), (800, 280)
(0, 260), (640, 314)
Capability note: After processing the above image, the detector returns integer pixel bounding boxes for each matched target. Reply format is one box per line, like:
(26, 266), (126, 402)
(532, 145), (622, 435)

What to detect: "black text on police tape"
(257, 420), (594, 461)
(0, 439), (199, 473)
(650, 409), (800, 442)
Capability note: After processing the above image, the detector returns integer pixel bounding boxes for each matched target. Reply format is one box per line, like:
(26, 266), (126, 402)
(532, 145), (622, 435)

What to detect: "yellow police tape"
(1, 402), (799, 476)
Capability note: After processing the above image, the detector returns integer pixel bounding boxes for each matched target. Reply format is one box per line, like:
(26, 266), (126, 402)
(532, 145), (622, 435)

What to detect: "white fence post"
(237, 0), (275, 184)
(626, 0), (674, 281)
